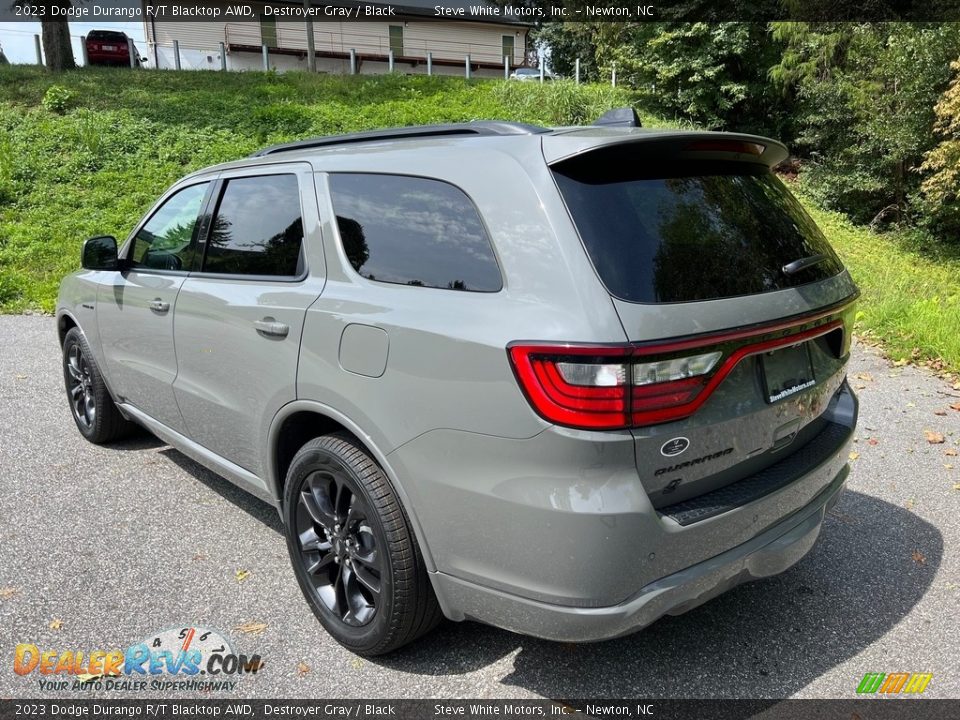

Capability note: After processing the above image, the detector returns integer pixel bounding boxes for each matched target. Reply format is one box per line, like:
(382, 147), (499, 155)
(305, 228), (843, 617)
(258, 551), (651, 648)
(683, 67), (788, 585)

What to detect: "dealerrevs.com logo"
(13, 625), (263, 692)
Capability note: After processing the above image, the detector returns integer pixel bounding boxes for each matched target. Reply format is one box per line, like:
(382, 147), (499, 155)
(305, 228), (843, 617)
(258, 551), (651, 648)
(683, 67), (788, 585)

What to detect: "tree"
(12, 1), (76, 71)
(920, 59), (960, 236)
(772, 23), (960, 226)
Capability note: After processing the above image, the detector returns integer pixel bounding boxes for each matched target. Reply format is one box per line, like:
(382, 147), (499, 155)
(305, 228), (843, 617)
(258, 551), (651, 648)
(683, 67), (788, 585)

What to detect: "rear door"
(97, 180), (212, 434)
(547, 136), (859, 506)
(172, 163), (325, 484)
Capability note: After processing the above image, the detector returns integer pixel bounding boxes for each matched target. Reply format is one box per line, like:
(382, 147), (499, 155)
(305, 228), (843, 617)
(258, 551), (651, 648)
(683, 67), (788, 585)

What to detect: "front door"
(97, 180), (211, 433)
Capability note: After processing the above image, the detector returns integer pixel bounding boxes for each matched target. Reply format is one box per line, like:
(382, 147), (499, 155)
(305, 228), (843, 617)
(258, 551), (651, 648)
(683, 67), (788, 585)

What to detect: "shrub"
(41, 84), (72, 114)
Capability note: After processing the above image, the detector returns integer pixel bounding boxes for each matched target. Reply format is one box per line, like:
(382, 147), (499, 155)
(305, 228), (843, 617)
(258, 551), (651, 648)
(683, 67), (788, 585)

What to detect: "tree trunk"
(40, 16), (75, 71)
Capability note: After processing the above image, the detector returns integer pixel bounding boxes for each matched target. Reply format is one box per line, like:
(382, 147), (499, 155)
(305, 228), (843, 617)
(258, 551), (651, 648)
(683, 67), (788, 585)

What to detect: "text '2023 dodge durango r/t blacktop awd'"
(57, 112), (859, 655)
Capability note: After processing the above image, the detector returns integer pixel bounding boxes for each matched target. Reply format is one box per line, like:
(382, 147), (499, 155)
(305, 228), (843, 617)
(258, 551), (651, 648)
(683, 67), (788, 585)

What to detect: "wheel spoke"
(304, 553), (335, 575)
(353, 546), (378, 569)
(70, 384), (83, 398)
(299, 486), (336, 530)
(298, 526), (329, 552)
(352, 563), (381, 597)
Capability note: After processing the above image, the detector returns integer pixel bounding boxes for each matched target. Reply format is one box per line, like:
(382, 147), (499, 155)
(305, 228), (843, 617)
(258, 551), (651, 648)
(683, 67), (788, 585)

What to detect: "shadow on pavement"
(375, 490), (942, 698)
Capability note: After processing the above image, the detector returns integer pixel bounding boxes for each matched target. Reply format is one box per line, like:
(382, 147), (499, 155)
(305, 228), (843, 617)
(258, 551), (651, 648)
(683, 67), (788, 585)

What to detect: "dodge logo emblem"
(660, 437), (689, 457)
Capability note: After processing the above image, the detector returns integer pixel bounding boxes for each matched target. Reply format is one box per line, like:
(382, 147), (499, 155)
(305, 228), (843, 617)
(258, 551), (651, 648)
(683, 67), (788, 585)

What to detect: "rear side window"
(203, 174), (303, 277)
(328, 173), (501, 292)
(552, 154), (844, 304)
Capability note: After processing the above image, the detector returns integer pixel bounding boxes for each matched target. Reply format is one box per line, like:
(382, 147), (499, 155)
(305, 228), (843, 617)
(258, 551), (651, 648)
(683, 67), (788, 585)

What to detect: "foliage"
(920, 59), (960, 235)
(772, 23), (960, 227)
(40, 84), (71, 114)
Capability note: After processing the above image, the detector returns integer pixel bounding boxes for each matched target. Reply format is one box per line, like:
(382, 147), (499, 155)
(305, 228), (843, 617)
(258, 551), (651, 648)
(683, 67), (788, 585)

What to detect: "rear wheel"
(62, 327), (132, 443)
(282, 433), (441, 655)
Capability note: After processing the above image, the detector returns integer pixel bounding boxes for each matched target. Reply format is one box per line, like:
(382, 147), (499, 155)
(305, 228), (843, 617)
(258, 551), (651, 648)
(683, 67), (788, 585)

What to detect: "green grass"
(802, 200), (960, 372)
(1, 65), (958, 372)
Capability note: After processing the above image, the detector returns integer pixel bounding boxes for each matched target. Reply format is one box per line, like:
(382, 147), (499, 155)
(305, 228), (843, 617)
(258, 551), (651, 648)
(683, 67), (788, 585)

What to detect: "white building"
(142, 0), (534, 76)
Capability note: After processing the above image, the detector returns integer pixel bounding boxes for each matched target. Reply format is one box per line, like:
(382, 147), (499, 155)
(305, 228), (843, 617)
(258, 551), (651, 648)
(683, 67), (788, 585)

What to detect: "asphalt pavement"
(1, 314), (957, 700)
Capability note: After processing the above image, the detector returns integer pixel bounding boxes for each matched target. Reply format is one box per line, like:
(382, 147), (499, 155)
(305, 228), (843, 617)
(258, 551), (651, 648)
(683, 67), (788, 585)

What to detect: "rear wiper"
(782, 254), (827, 276)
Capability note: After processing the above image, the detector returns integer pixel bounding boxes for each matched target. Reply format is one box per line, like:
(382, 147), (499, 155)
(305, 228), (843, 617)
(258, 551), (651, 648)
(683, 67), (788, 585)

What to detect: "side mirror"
(81, 235), (119, 270)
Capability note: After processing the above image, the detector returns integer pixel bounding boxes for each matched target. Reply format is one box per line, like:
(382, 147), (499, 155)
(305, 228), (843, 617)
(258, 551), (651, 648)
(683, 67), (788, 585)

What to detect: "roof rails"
(250, 121), (549, 157)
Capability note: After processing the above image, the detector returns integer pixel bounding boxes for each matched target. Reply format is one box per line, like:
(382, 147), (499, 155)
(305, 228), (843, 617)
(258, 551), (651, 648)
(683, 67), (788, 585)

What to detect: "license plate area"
(761, 341), (815, 403)
(102, 45), (117, 51)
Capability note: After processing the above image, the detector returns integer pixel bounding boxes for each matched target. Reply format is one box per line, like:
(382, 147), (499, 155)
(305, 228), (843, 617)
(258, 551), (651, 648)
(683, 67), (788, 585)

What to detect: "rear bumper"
(431, 464), (847, 642)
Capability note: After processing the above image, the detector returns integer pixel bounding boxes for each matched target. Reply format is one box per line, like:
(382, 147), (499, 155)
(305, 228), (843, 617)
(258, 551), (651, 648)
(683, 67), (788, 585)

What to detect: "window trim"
(325, 171), (504, 294)
(192, 172), (309, 284)
(121, 179), (214, 277)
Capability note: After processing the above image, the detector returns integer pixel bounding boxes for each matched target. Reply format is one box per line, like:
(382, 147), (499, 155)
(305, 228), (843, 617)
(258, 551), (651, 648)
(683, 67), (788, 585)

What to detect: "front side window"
(203, 174), (303, 277)
(328, 174), (501, 292)
(129, 182), (208, 272)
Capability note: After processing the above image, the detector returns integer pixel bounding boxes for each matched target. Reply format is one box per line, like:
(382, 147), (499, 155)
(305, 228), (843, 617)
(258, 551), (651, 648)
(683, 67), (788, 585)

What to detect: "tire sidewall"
(62, 328), (99, 440)
(282, 442), (395, 653)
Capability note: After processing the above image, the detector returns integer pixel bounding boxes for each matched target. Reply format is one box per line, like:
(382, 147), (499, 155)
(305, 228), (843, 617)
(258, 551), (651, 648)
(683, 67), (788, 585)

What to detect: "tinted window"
(328, 174), (501, 292)
(88, 31), (127, 41)
(130, 182), (208, 272)
(203, 175), (303, 277)
(553, 156), (844, 303)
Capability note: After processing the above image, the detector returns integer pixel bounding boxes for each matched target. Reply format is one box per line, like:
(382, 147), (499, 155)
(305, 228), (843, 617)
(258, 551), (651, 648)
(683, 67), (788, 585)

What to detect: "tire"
(62, 327), (133, 443)
(282, 433), (442, 655)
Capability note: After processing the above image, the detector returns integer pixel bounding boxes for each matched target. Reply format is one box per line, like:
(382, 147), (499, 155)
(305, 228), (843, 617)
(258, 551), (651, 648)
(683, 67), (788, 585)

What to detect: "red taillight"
(508, 319), (844, 431)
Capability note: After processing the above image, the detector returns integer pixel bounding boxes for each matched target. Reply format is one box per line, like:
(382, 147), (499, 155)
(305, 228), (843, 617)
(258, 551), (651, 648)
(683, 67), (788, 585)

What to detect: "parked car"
(85, 30), (144, 67)
(57, 114), (859, 655)
(509, 67), (556, 81)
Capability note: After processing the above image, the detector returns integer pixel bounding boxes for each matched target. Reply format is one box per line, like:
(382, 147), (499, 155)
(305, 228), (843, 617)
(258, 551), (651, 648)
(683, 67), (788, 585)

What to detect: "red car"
(85, 30), (144, 67)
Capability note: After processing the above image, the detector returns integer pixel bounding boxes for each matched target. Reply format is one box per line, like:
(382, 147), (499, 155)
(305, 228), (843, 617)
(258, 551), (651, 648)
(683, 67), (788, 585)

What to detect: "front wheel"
(282, 433), (441, 655)
(62, 327), (133, 443)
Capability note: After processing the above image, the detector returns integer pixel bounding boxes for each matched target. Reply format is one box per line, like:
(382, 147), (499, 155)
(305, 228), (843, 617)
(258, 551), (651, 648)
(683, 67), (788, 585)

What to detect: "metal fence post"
(219, 42), (227, 71)
(426, 52), (432, 76)
(504, 55), (509, 79)
(349, 48), (357, 75)
(173, 39), (181, 70)
(128, 38), (136, 68)
(80, 36), (88, 66)
(465, 54), (471, 79)
(388, 49), (394, 73)
(540, 62), (544, 83)
(611, 63), (617, 87)
(262, 44), (269, 71)
(575, 58), (580, 84)
(34, 35), (42, 66)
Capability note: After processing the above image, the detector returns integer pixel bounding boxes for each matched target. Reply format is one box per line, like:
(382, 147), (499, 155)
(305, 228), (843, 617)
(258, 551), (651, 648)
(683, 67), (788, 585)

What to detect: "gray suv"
(57, 115), (859, 655)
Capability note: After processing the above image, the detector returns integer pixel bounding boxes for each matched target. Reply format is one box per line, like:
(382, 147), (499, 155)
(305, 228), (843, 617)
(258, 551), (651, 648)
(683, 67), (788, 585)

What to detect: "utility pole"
(304, 0), (316, 72)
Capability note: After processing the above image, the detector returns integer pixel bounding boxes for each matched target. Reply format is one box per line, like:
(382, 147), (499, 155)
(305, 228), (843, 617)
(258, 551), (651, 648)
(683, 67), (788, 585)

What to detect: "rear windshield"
(88, 31), (127, 41)
(552, 155), (844, 304)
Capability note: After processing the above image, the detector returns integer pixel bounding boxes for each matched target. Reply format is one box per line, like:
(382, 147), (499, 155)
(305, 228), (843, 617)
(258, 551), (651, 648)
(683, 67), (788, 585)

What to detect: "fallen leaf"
(49, 619), (63, 630)
(234, 621), (267, 635)
(854, 384), (867, 390)
(934, 409), (948, 416)
(905, 498), (915, 510)
(15, 374), (27, 380)
(924, 430), (946, 444)
(954, 483), (960, 491)
(867, 438), (879, 446)
(953, 381), (960, 390)
(912, 550), (926, 565)
(0, 587), (17, 600)
(945, 448), (958, 456)
(855, 372), (874, 382)
(192, 553), (207, 561)
(849, 451), (860, 461)
(951, 403), (960, 412)
(235, 569), (250, 583)
(350, 657), (363, 670)
(895, 359), (909, 367)
(945, 464), (954, 470)
(297, 662), (310, 677)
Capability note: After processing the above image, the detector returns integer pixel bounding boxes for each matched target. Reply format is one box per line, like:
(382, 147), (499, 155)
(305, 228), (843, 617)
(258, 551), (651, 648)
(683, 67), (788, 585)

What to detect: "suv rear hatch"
(544, 130), (859, 519)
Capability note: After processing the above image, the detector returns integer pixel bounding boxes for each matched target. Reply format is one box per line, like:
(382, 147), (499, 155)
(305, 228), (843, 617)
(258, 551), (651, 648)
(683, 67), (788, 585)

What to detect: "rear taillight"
(507, 319), (844, 431)
(508, 345), (722, 430)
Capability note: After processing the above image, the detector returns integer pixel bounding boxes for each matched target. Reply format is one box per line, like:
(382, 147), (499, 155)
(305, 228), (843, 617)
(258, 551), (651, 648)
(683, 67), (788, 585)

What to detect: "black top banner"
(3, 0), (960, 23)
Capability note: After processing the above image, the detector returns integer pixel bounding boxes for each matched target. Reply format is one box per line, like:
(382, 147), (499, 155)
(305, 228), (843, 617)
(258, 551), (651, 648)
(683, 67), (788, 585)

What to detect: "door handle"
(149, 299), (170, 313)
(254, 318), (289, 338)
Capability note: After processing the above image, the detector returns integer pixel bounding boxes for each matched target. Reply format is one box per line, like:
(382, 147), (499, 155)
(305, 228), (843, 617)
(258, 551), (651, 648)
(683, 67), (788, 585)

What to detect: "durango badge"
(660, 437), (689, 457)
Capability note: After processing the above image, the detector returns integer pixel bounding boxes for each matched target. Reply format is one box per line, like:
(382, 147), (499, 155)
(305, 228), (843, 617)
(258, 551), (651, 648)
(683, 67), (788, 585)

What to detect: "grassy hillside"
(1, 65), (957, 372)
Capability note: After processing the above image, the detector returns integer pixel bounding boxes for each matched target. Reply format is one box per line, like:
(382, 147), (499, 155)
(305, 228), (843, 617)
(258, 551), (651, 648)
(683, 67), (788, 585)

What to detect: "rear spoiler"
(543, 128), (789, 168)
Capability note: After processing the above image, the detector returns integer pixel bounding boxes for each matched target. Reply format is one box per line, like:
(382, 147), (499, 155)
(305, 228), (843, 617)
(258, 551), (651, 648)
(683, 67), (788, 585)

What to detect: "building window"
(502, 35), (514, 64)
(389, 25), (403, 57)
(260, 15), (277, 49)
